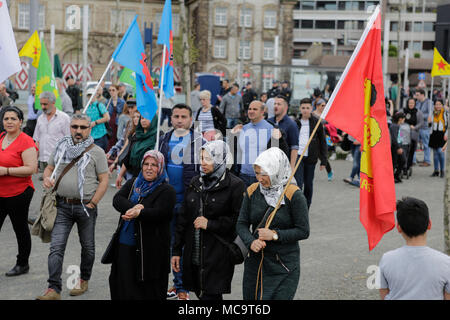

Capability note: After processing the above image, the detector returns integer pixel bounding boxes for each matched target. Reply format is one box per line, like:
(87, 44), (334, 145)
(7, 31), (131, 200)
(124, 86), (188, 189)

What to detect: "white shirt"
(33, 109), (71, 162)
(298, 119), (309, 157)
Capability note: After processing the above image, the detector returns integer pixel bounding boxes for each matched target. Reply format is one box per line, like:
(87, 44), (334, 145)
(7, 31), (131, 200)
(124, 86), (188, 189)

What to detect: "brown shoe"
(36, 288), (61, 300)
(419, 162), (430, 167)
(69, 279), (88, 296)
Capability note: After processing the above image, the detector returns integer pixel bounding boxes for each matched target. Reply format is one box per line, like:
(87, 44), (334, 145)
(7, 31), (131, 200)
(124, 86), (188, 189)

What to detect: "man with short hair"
(280, 81), (292, 103)
(415, 89), (432, 166)
(267, 80), (280, 99)
(23, 84), (39, 137)
(33, 91), (71, 178)
(56, 78), (73, 116)
(0, 82), (12, 108)
(234, 100), (288, 187)
(36, 113), (109, 300)
(379, 197), (450, 300)
(159, 104), (205, 301)
(242, 82), (257, 113)
(268, 95), (299, 168)
(190, 82), (202, 115)
(294, 98), (327, 209)
(65, 76), (82, 113)
(219, 83), (243, 129)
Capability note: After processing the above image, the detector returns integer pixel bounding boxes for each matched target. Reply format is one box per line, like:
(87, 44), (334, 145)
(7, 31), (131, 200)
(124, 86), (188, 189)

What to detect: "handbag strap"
(53, 144), (94, 192)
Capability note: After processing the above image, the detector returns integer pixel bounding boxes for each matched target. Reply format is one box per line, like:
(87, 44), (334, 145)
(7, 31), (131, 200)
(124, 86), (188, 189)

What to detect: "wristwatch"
(272, 230), (279, 241)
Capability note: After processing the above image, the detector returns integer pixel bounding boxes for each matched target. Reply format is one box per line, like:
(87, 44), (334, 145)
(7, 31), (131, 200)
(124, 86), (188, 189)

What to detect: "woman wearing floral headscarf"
(110, 150), (176, 300)
(171, 140), (245, 300)
(236, 147), (309, 300)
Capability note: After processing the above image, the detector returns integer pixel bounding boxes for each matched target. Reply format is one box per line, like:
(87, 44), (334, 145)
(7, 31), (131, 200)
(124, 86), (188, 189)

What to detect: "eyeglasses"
(71, 125), (90, 130)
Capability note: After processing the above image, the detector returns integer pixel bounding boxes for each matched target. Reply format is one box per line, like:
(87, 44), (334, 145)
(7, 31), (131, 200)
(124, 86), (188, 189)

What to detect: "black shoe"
(440, 171), (445, 178)
(394, 176), (402, 183)
(430, 171), (439, 177)
(5, 264), (29, 277)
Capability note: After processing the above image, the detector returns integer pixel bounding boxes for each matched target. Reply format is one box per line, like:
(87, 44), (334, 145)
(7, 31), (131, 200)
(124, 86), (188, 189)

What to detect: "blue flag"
(157, 0), (174, 98)
(112, 15), (158, 121)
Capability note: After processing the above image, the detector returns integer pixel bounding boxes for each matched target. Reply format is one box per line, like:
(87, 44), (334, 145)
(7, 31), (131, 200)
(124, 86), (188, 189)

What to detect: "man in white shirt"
(33, 91), (70, 178)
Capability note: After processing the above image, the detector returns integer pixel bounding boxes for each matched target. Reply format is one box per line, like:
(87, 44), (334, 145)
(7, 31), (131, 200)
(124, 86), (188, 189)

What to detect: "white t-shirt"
(379, 245), (450, 300)
(297, 119), (309, 157)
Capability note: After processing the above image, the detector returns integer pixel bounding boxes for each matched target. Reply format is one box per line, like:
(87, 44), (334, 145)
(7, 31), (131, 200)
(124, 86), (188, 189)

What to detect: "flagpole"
(82, 57), (114, 114)
(429, 76), (434, 122)
(155, 44), (167, 150)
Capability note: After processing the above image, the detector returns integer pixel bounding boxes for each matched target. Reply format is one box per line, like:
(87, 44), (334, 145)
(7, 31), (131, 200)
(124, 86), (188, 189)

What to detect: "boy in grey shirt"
(379, 197), (450, 300)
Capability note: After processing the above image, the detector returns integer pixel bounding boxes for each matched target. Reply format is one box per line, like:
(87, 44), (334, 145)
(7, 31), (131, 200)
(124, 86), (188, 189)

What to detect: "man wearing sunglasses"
(33, 91), (71, 180)
(36, 113), (109, 300)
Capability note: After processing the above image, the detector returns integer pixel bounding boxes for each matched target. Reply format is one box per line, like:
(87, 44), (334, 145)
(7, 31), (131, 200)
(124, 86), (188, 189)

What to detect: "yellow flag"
(18, 30), (41, 68)
(431, 47), (450, 77)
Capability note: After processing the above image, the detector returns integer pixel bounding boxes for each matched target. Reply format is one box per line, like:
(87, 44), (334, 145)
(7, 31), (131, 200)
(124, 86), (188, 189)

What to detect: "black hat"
(65, 75), (74, 81)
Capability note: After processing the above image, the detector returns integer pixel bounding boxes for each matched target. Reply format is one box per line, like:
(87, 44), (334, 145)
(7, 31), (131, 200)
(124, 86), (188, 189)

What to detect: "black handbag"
(211, 232), (248, 265)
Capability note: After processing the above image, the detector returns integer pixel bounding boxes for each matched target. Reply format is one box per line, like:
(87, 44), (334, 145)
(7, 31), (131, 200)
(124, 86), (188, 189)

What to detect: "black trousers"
(0, 186), (34, 266)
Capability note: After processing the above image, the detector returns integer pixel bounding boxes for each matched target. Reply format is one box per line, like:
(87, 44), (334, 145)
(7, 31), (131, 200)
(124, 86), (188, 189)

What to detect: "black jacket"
(193, 106), (227, 136)
(295, 116), (328, 165)
(173, 171), (245, 295)
(112, 179), (176, 281)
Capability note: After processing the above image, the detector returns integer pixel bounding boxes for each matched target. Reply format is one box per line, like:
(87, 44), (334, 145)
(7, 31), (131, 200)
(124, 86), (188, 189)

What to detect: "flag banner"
(35, 42), (62, 110)
(19, 30), (41, 68)
(157, 0), (174, 98)
(431, 47), (450, 78)
(119, 67), (136, 93)
(0, 0), (22, 83)
(321, 6), (396, 251)
(113, 15), (158, 121)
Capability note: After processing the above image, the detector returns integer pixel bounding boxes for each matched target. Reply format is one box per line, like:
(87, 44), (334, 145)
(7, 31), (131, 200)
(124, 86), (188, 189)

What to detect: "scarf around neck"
(129, 116), (157, 170)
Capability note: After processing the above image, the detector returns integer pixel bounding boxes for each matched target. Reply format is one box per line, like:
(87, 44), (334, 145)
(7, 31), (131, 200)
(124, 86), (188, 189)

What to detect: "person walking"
(33, 91), (71, 179)
(65, 76), (82, 113)
(403, 97), (425, 177)
(23, 84), (39, 137)
(171, 140), (245, 300)
(429, 99), (448, 178)
(415, 89), (432, 167)
(36, 113), (109, 300)
(84, 88), (110, 152)
(106, 85), (125, 150)
(109, 150), (176, 300)
(56, 78), (73, 116)
(193, 90), (226, 141)
(190, 82), (202, 115)
(219, 83), (243, 129)
(0, 106), (38, 276)
(236, 147), (310, 300)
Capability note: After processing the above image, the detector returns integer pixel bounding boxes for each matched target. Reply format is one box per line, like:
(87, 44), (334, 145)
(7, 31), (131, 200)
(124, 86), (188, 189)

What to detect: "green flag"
(119, 67), (136, 93)
(54, 54), (63, 78)
(35, 42), (62, 110)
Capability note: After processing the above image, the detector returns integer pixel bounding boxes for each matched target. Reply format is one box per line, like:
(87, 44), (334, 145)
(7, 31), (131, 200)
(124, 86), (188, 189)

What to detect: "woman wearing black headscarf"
(171, 140), (245, 300)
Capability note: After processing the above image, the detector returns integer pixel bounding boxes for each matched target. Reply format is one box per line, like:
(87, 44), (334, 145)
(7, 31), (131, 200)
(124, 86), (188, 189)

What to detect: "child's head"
(396, 197), (430, 238)
(392, 111), (405, 124)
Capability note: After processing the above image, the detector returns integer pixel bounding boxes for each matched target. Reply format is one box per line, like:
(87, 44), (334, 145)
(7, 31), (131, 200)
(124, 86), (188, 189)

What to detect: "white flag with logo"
(0, 0), (21, 83)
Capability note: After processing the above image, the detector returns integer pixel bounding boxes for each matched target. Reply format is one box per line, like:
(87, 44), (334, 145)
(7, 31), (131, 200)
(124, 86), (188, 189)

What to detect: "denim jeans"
(432, 148), (445, 172)
(170, 203), (188, 293)
(350, 145), (361, 180)
(226, 118), (240, 129)
(94, 134), (108, 153)
(419, 128), (431, 164)
(293, 155), (316, 209)
(48, 201), (97, 293)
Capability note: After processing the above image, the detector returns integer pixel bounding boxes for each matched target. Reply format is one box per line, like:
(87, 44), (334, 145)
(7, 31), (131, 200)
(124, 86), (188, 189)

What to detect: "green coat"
(236, 184), (309, 300)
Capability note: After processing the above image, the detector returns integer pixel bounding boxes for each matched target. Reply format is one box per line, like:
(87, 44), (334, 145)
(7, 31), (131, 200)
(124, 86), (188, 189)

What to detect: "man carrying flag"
(321, 6), (396, 251)
(0, 0), (22, 84)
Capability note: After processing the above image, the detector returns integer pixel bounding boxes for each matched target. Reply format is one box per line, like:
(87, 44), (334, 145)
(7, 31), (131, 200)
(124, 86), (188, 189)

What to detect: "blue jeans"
(350, 145), (361, 180)
(419, 128), (431, 164)
(226, 118), (239, 129)
(48, 201), (97, 293)
(432, 148), (445, 172)
(160, 108), (172, 127)
(170, 203), (187, 293)
(94, 134), (108, 153)
(293, 155), (316, 209)
(239, 173), (258, 188)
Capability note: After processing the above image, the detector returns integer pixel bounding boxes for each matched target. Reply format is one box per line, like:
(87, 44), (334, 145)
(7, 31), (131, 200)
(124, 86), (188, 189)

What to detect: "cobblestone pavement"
(0, 153), (447, 300)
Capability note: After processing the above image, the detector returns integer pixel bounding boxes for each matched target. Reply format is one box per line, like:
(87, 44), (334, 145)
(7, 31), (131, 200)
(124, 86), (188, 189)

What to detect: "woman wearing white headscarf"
(236, 147), (309, 300)
(172, 140), (245, 300)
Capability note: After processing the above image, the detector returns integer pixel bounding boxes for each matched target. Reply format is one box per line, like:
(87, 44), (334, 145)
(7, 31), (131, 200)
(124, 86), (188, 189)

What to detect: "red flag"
(322, 6), (396, 251)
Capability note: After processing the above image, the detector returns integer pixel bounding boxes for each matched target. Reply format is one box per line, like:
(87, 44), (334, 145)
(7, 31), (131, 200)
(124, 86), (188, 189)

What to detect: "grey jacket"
(219, 93), (242, 119)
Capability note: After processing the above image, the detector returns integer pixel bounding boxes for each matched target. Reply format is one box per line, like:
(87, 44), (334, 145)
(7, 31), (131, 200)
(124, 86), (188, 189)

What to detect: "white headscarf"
(200, 140), (233, 190)
(253, 147), (293, 208)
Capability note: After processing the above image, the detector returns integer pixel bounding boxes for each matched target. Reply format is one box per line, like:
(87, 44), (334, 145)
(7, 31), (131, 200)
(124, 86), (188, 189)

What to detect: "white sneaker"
(345, 154), (353, 162)
(329, 153), (336, 161)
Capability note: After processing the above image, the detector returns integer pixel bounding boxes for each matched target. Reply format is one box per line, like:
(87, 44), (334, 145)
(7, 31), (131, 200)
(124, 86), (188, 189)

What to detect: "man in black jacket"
(65, 76), (82, 113)
(294, 98), (328, 209)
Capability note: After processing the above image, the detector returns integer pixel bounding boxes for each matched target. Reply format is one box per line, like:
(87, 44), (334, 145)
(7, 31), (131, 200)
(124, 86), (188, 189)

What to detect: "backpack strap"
(246, 182), (299, 201)
(246, 182), (259, 198)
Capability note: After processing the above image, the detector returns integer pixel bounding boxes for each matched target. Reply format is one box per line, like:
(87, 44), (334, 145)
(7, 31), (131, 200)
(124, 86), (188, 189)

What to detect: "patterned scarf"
(199, 140), (231, 191)
(253, 147), (293, 208)
(53, 135), (95, 216)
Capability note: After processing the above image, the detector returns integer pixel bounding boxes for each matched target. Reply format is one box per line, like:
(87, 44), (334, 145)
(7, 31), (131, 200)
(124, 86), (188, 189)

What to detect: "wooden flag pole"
(155, 44), (167, 150)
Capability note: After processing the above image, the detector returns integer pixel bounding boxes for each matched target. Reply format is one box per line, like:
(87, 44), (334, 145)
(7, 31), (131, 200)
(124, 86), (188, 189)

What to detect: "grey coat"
(219, 93), (243, 119)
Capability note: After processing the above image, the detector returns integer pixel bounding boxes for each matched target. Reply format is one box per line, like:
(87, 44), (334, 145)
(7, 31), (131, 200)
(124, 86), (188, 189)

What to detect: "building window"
(214, 39), (227, 58)
(413, 22), (422, 32)
(301, 1), (315, 10)
(264, 10), (277, 29)
(294, 19), (300, 28)
(240, 8), (252, 28)
(18, 3), (45, 30)
(239, 40), (251, 60)
(358, 20), (365, 30)
(263, 41), (275, 60)
(345, 1), (359, 10)
(422, 41), (434, 50)
(412, 41), (421, 53)
(215, 7), (227, 26)
(390, 21), (398, 32)
(423, 22), (434, 32)
(316, 1), (337, 10)
(316, 20), (335, 29)
(405, 21), (411, 31)
(301, 20), (314, 29)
